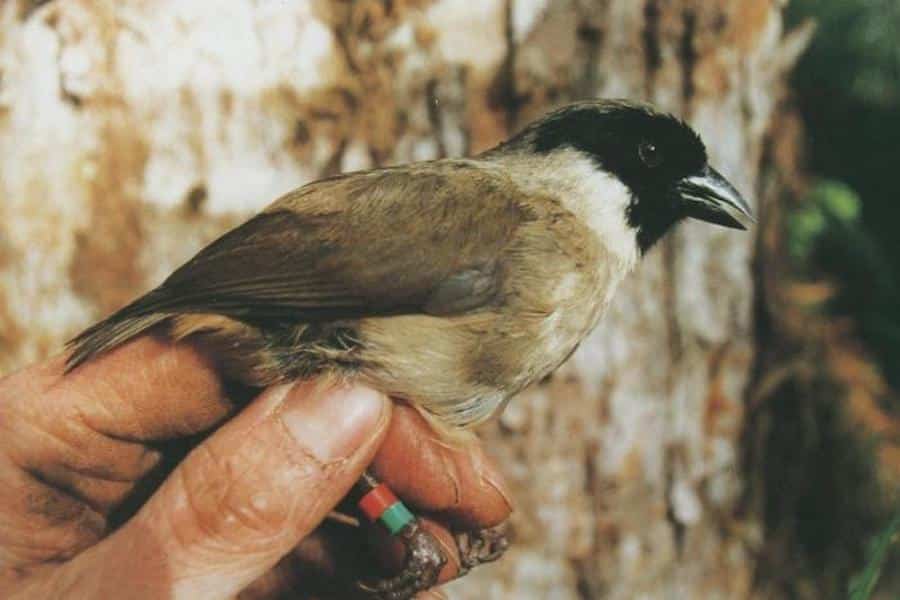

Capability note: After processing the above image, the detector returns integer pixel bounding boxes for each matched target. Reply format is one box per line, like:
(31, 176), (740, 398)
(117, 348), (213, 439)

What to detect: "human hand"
(0, 336), (512, 599)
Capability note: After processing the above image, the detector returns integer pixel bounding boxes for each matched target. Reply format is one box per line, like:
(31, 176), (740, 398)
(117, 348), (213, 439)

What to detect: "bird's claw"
(455, 523), (510, 576)
(358, 520), (446, 600)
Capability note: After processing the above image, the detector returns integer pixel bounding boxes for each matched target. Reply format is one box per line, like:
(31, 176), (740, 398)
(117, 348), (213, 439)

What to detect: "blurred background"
(0, 1), (897, 598)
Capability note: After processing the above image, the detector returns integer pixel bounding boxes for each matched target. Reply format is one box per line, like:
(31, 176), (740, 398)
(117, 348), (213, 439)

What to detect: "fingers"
(0, 334), (513, 598)
(363, 405), (513, 589)
(240, 405), (514, 597)
(368, 516), (463, 582)
(53, 382), (390, 600)
(240, 517), (462, 599)
(0, 336), (230, 567)
(1, 336), (235, 496)
(33, 335), (234, 441)
(0, 336), (242, 547)
(372, 404), (513, 529)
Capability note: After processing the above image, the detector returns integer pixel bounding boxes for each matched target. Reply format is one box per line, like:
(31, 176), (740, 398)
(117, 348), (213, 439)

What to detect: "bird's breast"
(511, 264), (617, 390)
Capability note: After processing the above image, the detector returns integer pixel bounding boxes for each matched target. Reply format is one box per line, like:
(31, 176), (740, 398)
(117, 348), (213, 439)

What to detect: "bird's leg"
(354, 470), (447, 600)
(453, 523), (509, 576)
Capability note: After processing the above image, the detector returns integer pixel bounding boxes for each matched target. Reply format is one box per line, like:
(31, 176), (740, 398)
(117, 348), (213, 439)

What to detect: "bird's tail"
(65, 311), (169, 373)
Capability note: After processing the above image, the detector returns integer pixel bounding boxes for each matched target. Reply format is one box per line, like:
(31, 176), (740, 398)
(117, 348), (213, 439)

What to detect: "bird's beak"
(676, 166), (755, 230)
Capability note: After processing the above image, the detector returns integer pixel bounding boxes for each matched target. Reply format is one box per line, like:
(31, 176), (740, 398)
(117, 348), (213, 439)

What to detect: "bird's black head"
(518, 100), (754, 252)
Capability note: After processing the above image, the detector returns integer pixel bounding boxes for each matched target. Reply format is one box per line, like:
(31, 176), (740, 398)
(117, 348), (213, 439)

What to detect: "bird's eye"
(638, 141), (664, 168)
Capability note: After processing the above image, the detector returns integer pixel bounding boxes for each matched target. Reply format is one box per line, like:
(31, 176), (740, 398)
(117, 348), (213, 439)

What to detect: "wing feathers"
(66, 161), (528, 369)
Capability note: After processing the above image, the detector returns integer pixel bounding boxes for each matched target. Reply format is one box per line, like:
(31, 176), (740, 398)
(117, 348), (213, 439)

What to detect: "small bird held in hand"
(67, 99), (753, 599)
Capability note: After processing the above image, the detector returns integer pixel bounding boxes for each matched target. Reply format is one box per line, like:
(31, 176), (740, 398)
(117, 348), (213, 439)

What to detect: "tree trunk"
(0, 1), (808, 597)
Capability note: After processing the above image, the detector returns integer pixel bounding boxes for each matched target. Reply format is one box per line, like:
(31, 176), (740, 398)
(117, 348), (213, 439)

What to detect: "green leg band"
(380, 501), (415, 535)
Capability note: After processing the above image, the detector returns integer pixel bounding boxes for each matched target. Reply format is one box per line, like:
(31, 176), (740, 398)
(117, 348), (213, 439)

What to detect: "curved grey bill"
(677, 166), (755, 230)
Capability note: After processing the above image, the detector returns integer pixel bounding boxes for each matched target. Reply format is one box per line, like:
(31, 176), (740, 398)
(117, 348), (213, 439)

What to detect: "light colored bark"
(0, 0), (808, 597)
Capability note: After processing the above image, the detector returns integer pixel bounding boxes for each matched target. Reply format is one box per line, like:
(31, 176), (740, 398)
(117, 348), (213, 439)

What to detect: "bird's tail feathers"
(65, 312), (169, 373)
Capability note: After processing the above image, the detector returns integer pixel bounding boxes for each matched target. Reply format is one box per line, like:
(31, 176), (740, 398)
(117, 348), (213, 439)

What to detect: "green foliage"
(789, 0), (900, 107)
(770, 4), (900, 598)
(848, 514), (900, 600)
(788, 179), (900, 387)
(815, 182), (861, 223)
(788, 0), (900, 388)
(789, 181), (861, 264)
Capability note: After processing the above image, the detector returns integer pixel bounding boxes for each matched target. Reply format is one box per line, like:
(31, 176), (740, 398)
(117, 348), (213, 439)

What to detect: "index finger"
(4, 334), (236, 443)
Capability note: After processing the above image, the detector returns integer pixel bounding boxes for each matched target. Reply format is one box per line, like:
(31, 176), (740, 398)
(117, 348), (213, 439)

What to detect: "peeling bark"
(0, 1), (807, 597)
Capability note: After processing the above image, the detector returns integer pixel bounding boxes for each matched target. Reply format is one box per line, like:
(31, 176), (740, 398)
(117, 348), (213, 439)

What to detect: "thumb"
(60, 381), (390, 599)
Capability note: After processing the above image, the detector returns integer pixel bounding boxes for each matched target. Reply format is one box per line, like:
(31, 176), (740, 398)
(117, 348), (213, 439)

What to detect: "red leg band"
(358, 483), (400, 522)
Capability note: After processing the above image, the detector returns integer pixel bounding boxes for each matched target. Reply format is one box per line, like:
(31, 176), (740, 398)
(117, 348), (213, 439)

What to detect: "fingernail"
(279, 384), (387, 463)
(483, 470), (515, 515)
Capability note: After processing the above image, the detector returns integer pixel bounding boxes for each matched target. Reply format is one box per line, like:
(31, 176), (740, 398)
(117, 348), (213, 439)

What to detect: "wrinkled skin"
(0, 336), (512, 599)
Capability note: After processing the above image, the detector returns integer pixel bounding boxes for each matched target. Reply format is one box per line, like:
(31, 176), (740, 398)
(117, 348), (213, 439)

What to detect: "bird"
(66, 99), (753, 599)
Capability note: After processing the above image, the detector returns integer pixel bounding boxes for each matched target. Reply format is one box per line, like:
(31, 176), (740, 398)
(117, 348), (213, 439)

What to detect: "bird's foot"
(454, 523), (509, 576)
(358, 519), (446, 600)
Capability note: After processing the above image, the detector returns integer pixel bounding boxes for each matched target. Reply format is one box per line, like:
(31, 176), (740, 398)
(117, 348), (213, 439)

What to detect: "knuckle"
(175, 440), (294, 547)
(0, 459), (106, 565)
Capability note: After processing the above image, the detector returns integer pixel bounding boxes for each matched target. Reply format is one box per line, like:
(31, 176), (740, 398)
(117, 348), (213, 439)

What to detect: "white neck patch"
(491, 148), (640, 271)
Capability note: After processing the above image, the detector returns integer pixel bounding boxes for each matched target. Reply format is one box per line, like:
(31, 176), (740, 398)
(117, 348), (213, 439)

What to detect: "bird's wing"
(114, 162), (531, 324)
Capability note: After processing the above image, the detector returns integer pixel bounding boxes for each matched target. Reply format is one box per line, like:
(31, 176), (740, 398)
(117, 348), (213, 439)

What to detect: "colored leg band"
(358, 483), (415, 535)
(380, 501), (415, 535)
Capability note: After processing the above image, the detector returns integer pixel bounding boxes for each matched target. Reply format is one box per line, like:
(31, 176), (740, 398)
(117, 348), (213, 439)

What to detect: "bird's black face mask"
(526, 100), (754, 252)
